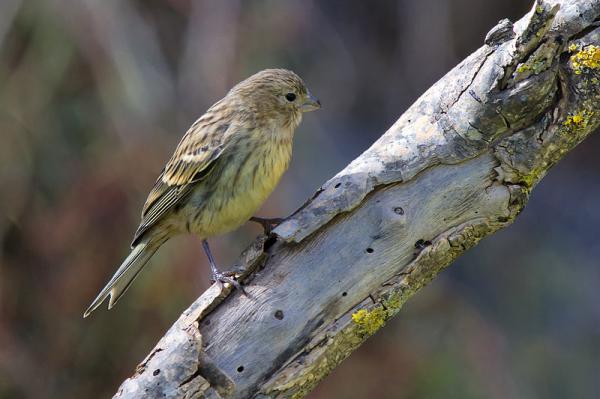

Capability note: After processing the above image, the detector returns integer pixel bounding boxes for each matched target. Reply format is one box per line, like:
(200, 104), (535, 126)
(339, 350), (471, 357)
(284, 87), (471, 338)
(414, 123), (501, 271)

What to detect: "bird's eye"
(285, 93), (296, 102)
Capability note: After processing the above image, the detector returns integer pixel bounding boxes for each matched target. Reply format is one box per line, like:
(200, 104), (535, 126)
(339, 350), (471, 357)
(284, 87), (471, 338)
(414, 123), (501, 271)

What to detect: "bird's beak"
(301, 91), (321, 112)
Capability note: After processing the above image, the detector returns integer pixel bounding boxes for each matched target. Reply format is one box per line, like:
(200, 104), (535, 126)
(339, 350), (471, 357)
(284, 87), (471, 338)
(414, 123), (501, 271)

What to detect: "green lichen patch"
(569, 44), (600, 74)
(510, 40), (558, 86)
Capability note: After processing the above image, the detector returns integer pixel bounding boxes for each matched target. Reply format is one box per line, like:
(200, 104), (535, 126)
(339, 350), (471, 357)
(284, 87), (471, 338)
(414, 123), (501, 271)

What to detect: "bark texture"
(114, 1), (600, 397)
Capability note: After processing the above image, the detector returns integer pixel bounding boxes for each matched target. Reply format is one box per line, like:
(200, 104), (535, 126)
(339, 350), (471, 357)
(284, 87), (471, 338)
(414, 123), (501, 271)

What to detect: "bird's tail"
(83, 237), (164, 318)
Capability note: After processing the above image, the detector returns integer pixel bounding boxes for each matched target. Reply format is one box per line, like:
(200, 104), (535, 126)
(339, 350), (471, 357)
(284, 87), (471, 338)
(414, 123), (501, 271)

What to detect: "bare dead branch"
(113, 1), (600, 397)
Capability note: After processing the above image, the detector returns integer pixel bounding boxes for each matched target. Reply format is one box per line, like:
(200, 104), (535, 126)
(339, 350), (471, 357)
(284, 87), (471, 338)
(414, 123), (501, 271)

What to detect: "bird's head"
(228, 69), (321, 129)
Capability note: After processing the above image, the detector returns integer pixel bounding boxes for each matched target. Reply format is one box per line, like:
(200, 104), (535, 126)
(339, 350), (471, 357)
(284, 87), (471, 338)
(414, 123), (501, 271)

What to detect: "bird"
(84, 69), (320, 317)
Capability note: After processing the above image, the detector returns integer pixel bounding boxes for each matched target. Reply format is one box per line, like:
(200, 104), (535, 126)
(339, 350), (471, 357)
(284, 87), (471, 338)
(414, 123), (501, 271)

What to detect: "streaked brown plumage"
(84, 69), (320, 317)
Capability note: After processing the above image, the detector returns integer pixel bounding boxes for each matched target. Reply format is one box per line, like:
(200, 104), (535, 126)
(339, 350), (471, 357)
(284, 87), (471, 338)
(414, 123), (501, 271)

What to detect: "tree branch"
(113, 1), (600, 397)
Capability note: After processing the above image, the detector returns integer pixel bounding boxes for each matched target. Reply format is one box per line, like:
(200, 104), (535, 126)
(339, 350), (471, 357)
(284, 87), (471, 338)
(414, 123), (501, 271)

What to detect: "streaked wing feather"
(132, 184), (192, 246)
(131, 113), (231, 245)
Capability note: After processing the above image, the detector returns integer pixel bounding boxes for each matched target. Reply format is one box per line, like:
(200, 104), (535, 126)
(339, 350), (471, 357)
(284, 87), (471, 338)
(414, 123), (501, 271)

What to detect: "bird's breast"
(186, 136), (293, 237)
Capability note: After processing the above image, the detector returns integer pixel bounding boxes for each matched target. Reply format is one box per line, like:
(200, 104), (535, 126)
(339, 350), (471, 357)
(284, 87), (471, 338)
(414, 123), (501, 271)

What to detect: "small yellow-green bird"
(84, 69), (320, 317)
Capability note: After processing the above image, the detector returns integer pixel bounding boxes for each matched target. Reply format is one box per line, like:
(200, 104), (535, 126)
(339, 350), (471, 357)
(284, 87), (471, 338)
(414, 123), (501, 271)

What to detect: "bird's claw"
(211, 271), (247, 296)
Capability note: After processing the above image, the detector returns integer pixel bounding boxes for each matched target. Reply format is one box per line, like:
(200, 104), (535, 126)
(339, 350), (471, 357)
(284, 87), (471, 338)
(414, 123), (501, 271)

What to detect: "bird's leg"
(249, 216), (284, 235)
(202, 239), (245, 294)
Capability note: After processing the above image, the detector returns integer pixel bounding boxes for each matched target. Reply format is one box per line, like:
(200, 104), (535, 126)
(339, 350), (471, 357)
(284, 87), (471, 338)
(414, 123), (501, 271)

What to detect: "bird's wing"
(131, 113), (232, 246)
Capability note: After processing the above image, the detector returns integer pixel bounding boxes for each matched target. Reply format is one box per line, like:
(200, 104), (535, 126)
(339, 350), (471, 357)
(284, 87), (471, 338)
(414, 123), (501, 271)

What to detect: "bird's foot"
(211, 270), (246, 295)
(202, 239), (247, 295)
(250, 216), (284, 235)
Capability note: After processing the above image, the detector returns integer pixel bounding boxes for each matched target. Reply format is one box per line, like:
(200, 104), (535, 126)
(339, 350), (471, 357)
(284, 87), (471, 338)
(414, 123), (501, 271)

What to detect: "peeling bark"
(113, 1), (600, 398)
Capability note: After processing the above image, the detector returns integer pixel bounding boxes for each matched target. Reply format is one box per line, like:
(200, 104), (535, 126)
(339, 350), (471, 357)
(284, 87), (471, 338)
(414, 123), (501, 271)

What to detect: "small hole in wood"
(414, 239), (432, 249)
(342, 292), (347, 297)
(334, 182), (342, 188)
(366, 248), (374, 254)
(153, 369), (160, 376)
(237, 366), (244, 373)
(393, 207), (404, 215)
(204, 319), (211, 326)
(274, 310), (284, 320)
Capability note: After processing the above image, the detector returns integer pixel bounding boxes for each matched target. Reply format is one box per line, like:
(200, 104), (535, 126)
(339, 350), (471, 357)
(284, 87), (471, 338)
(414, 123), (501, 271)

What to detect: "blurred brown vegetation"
(1, 1), (599, 398)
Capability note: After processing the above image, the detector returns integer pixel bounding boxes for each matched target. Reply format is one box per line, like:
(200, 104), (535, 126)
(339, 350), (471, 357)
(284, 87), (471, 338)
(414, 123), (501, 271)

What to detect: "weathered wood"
(113, 1), (600, 398)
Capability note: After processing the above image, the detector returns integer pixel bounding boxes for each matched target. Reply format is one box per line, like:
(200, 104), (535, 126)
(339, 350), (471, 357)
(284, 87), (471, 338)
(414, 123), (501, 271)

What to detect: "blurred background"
(1, 0), (599, 398)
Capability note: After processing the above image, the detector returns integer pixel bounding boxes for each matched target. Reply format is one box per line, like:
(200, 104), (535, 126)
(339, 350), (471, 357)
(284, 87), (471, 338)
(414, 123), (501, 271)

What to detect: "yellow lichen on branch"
(351, 292), (405, 337)
(569, 44), (600, 74)
(351, 308), (386, 336)
(563, 110), (594, 129)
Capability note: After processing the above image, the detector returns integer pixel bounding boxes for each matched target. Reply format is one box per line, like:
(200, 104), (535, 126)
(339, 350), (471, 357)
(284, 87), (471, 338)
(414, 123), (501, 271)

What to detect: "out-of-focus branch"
(113, 1), (600, 397)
